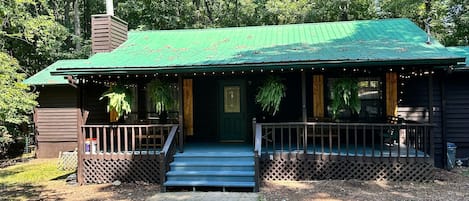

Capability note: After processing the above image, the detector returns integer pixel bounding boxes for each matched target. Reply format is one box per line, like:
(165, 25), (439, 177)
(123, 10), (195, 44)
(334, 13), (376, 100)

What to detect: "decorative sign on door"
(224, 86), (240, 113)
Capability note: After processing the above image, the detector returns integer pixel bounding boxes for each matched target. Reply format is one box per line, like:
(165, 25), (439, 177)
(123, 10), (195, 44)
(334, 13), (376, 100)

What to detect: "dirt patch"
(36, 181), (161, 201)
(260, 167), (469, 201)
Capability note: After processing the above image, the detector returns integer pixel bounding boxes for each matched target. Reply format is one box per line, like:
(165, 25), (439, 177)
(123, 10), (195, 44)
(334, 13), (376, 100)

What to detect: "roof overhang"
(52, 57), (464, 76)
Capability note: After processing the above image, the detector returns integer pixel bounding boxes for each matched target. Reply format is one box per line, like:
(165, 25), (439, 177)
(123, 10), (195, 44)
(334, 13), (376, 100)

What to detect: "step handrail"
(162, 125), (178, 157)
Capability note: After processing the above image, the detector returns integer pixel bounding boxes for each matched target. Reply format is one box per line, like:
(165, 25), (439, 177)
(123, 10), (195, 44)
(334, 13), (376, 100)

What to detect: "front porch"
(77, 118), (434, 188)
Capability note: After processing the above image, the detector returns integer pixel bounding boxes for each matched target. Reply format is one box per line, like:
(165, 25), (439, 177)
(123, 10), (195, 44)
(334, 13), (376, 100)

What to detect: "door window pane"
(224, 86), (240, 113)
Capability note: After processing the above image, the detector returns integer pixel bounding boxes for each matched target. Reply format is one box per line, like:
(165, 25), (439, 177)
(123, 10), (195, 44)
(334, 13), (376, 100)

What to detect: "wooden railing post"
(254, 151), (260, 192)
(159, 151), (166, 192)
(253, 122), (262, 192)
(252, 118), (256, 144)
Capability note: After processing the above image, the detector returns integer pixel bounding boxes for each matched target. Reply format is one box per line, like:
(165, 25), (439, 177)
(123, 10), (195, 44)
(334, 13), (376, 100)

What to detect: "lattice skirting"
(260, 154), (434, 182)
(83, 158), (162, 184)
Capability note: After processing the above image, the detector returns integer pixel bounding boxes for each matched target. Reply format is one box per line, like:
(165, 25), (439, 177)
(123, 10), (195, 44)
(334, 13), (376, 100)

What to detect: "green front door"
(219, 80), (246, 142)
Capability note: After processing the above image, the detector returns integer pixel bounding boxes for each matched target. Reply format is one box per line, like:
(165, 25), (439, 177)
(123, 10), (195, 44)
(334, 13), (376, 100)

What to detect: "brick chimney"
(91, 1), (128, 54)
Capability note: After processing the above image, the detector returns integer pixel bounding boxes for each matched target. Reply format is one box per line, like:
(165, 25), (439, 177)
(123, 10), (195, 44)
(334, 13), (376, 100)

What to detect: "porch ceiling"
(50, 18), (463, 76)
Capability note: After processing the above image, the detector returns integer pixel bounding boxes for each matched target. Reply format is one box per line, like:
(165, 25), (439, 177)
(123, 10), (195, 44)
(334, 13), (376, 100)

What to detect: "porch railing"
(80, 124), (178, 159)
(254, 121), (433, 162)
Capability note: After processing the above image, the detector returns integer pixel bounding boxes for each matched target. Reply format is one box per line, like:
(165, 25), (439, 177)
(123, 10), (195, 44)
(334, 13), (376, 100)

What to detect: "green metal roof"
(24, 60), (86, 85)
(49, 18), (463, 75)
(447, 46), (469, 67)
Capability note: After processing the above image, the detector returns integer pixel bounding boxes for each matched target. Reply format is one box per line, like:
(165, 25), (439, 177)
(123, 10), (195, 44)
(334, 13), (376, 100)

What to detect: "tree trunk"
(64, 0), (70, 29)
(73, 0), (81, 51)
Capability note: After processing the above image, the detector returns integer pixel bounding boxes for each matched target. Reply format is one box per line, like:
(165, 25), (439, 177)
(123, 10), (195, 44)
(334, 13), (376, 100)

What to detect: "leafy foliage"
(256, 76), (286, 116)
(148, 79), (175, 115)
(99, 84), (132, 120)
(0, 52), (37, 156)
(0, 0), (80, 75)
(330, 78), (361, 120)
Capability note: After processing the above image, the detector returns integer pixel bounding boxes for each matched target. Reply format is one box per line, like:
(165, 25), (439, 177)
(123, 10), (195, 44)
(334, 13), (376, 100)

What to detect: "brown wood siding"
(91, 15), (128, 54)
(312, 74), (324, 118)
(183, 79), (194, 136)
(386, 72), (398, 117)
(35, 108), (79, 142)
(37, 86), (77, 108)
(36, 142), (77, 158)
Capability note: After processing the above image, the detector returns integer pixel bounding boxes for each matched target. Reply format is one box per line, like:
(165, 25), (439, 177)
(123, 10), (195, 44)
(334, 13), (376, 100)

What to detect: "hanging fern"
(256, 75), (286, 116)
(330, 77), (361, 120)
(99, 83), (132, 120)
(148, 79), (175, 115)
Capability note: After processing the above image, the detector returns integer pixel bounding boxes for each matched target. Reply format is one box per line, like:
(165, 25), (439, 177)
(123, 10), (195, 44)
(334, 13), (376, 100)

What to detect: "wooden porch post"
(428, 74), (433, 124)
(301, 71), (307, 122)
(301, 71), (307, 154)
(76, 82), (84, 185)
(428, 73), (435, 165)
(440, 73), (447, 168)
(178, 76), (184, 152)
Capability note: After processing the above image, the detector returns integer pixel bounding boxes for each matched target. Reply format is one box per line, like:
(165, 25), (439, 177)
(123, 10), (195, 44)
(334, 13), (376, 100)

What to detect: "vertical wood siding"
(445, 73), (469, 158)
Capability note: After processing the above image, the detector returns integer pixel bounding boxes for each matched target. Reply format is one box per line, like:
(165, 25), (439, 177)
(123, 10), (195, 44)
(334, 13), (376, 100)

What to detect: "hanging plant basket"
(148, 79), (175, 115)
(255, 75), (286, 116)
(330, 77), (361, 120)
(99, 83), (132, 122)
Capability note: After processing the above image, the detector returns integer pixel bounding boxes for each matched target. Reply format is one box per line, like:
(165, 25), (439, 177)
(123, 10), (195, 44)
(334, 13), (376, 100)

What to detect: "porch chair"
(383, 116), (401, 146)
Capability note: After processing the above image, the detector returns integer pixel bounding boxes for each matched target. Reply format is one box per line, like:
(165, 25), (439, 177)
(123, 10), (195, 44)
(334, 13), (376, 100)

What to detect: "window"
(146, 82), (179, 123)
(326, 77), (383, 121)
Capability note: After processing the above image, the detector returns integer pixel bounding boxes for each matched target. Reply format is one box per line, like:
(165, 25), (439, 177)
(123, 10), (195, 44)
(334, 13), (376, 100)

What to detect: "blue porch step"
(167, 170), (254, 182)
(164, 180), (255, 187)
(164, 147), (256, 189)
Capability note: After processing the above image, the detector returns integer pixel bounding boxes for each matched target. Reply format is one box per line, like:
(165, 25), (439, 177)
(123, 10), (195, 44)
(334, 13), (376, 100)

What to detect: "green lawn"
(0, 159), (74, 200)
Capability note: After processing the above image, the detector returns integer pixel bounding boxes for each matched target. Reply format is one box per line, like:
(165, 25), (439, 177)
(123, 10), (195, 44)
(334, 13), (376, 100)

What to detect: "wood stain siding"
(91, 15), (128, 54)
(35, 108), (79, 142)
(444, 73), (469, 159)
(35, 86), (79, 158)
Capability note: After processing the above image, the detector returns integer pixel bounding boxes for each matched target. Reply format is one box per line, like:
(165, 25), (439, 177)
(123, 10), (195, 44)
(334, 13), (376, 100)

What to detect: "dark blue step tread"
(167, 170), (254, 176)
(170, 161), (254, 167)
(164, 180), (255, 187)
(174, 152), (254, 157)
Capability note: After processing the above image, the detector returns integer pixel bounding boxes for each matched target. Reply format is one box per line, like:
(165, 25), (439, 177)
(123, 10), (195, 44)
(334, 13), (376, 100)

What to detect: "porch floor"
(263, 143), (428, 157)
(85, 142), (427, 158)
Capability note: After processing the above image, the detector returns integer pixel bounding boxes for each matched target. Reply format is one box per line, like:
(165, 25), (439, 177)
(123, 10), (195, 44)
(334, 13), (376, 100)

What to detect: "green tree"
(0, 52), (37, 156)
(0, 0), (87, 75)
